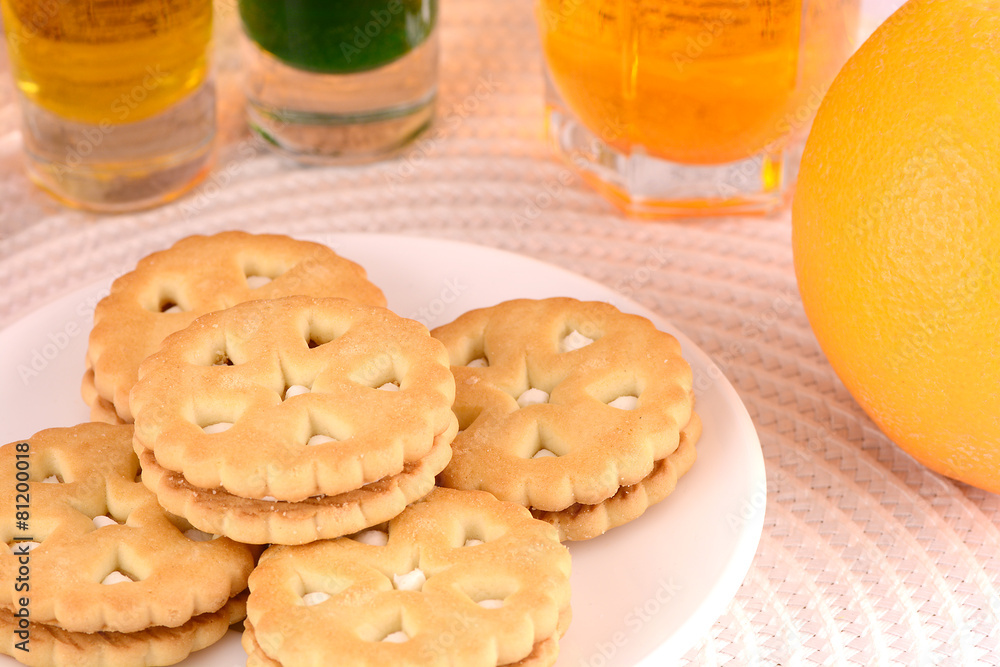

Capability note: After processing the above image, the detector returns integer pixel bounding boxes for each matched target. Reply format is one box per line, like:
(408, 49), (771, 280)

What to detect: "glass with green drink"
(238, 0), (438, 162)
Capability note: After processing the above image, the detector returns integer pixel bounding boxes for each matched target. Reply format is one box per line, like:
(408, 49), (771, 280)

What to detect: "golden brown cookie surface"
(136, 428), (454, 545)
(0, 596), (246, 667)
(433, 298), (700, 539)
(131, 295), (456, 502)
(532, 413), (700, 541)
(244, 488), (571, 667)
(85, 231), (387, 423)
(0, 423), (256, 665)
(130, 296), (457, 544)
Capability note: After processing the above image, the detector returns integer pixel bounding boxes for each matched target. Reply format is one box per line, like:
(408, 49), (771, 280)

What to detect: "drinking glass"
(538, 0), (861, 217)
(0, 0), (215, 212)
(238, 0), (438, 163)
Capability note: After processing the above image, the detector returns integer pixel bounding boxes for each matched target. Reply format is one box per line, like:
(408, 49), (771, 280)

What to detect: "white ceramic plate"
(0, 234), (765, 667)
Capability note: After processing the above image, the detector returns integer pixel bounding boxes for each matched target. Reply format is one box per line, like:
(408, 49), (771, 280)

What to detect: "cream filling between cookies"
(101, 571), (134, 585)
(192, 481), (386, 505)
(246, 275), (273, 289)
(284, 384), (311, 399)
(353, 529), (389, 546)
(532, 449), (558, 459)
(261, 489), (330, 502)
(608, 395), (638, 410)
(517, 388), (549, 408)
(393, 568), (426, 592)
(302, 591), (331, 606)
(141, 431), (451, 507)
(184, 528), (217, 541)
(560, 330), (594, 353)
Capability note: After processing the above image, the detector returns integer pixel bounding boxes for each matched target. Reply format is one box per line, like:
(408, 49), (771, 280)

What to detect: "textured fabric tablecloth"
(1, 1), (998, 665)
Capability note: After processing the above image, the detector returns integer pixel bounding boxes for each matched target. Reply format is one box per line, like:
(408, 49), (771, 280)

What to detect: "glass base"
(18, 81), (215, 214)
(248, 95), (435, 165)
(546, 98), (802, 219)
(242, 34), (438, 164)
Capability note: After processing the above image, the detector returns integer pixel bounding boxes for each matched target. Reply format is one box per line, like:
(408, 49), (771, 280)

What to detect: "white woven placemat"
(0, 1), (997, 665)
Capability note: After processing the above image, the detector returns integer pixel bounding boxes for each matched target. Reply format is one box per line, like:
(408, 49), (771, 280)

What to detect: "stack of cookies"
(431, 298), (700, 541)
(83, 231), (386, 424)
(2, 231), (703, 666)
(0, 423), (256, 666)
(129, 295), (458, 546)
(243, 488), (571, 667)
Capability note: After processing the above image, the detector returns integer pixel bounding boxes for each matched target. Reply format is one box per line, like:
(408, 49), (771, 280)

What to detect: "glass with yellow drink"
(538, 0), (860, 216)
(1, 0), (214, 211)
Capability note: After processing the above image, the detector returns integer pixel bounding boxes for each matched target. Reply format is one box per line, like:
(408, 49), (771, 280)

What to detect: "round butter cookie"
(84, 231), (386, 424)
(432, 297), (700, 540)
(0, 598), (246, 667)
(0, 423), (256, 666)
(130, 296), (458, 545)
(243, 487), (571, 667)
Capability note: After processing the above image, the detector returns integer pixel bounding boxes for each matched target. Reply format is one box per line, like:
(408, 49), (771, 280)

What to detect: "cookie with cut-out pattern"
(136, 430), (453, 546)
(0, 595), (246, 667)
(130, 296), (458, 545)
(84, 231), (387, 424)
(242, 612), (564, 667)
(532, 413), (700, 541)
(243, 487), (571, 667)
(0, 423), (256, 665)
(432, 298), (699, 540)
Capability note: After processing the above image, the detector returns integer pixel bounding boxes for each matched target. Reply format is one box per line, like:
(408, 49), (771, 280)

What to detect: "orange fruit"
(792, 0), (1000, 493)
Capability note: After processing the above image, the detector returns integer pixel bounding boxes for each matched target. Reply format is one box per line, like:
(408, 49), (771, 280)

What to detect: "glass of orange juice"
(538, 0), (860, 217)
